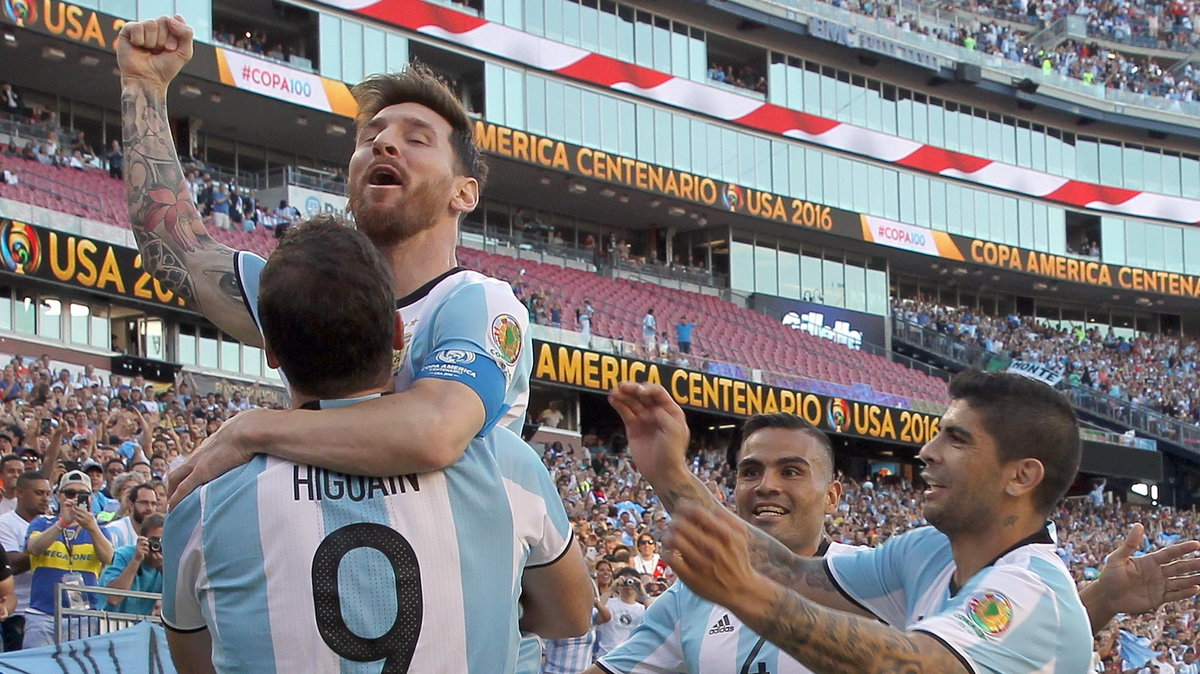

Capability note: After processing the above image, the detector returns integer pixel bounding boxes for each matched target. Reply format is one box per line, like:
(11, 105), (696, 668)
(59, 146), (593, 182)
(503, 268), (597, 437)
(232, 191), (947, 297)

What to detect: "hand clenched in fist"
(116, 14), (194, 91)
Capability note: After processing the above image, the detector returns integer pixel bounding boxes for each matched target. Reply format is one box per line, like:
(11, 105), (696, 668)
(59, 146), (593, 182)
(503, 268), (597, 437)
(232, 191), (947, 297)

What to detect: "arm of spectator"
(117, 17), (262, 347)
(42, 423), (69, 485)
(78, 507), (113, 566)
(167, 378), (484, 507)
(609, 382), (868, 617)
(135, 408), (153, 449)
(6, 549), (29, 575)
(0, 576), (12, 620)
(593, 593), (613, 625)
(166, 628), (217, 674)
(1079, 523), (1200, 633)
(100, 540), (145, 605)
(518, 543), (593, 639)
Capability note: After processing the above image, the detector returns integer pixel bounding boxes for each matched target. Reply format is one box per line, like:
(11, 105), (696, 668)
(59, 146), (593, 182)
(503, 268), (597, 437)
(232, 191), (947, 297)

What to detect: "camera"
(75, 492), (89, 507)
(620, 577), (640, 588)
(40, 418), (58, 433)
(147, 537), (162, 553)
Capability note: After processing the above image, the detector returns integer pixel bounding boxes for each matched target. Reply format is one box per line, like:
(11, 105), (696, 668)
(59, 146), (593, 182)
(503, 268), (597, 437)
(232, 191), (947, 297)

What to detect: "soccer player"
(609, 374), (1200, 674)
(117, 17), (533, 504)
(162, 218), (590, 672)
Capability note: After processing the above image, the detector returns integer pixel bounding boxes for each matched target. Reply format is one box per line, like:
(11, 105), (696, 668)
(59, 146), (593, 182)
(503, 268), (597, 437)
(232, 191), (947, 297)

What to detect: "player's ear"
(263, 340), (280, 370)
(450, 176), (479, 215)
(1005, 458), (1045, 500)
(824, 479), (843, 515)
(393, 312), (404, 351)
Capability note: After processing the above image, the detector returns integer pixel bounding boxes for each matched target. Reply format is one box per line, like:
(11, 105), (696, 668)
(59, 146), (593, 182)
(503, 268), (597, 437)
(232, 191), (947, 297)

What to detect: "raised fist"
(116, 15), (194, 90)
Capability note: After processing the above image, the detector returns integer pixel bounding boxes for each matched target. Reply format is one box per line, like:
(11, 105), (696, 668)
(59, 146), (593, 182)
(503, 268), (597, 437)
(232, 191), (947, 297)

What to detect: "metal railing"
(54, 583), (161, 644)
(890, 318), (1200, 452)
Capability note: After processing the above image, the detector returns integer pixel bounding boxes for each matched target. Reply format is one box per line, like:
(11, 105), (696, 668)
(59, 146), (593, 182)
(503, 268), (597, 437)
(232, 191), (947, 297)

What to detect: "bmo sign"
(752, 294), (886, 350)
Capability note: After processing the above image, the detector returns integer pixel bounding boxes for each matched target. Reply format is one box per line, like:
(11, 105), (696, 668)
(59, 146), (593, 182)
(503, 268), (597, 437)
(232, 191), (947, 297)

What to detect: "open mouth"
(752, 504), (789, 519)
(367, 166), (404, 186)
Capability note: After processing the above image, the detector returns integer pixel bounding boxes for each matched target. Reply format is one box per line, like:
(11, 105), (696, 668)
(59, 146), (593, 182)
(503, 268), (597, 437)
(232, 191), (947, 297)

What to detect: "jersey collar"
(395, 267), (467, 309)
(298, 392), (389, 411)
(948, 522), (1054, 597)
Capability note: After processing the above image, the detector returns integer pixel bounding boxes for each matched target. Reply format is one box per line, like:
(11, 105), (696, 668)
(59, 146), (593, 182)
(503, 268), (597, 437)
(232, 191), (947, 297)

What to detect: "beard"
(348, 173), (454, 247)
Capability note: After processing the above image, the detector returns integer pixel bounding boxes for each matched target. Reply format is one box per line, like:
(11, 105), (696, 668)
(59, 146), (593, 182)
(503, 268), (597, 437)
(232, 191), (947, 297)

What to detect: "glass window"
(942, 107), (959, 152)
(505, 68), (525, 128)
(545, 0), (563, 40)
(652, 17), (671, 72)
(843, 261), (866, 312)
(616, 6), (635, 59)
(670, 23), (689, 79)
(14, 292), (33, 335)
(90, 309), (108, 351)
(801, 252), (822, 303)
(340, 20), (364, 84)
(198, 328), (219, 369)
(319, 13), (342, 80)
(822, 259), (844, 308)
(1033, 204), (1049, 252)
(385, 33), (408, 73)
(221, 335), (240, 373)
(599, 95), (619, 154)
(1100, 217), (1125, 265)
(1029, 127), (1045, 171)
(1047, 207), (1066, 254)
(1163, 225), (1183, 273)
(689, 28), (706, 82)
(70, 303), (89, 345)
(1018, 200), (1034, 249)
(485, 64), (507, 126)
(363, 27), (387, 77)
(1124, 146), (1144, 191)
(755, 244), (778, 295)
(929, 179), (946, 230)
(633, 11), (652, 64)
(1125, 222), (1147, 268)
(849, 81), (866, 126)
(754, 137), (771, 191)
(944, 184), (961, 234)
(545, 80), (565, 139)
(598, 2), (618, 56)
(779, 248), (800, 299)
(819, 71), (837, 118)
(526, 76), (547, 135)
(804, 147), (823, 203)
(896, 97), (913, 139)
(1098, 142), (1122, 186)
(655, 109), (674, 168)
(987, 118), (1004, 162)
(144, 318), (164, 361)
(690, 120), (708, 180)
(618, 100), (636, 158)
(1183, 155), (1200, 199)
(853, 161), (870, 212)
(581, 90), (601, 150)
(177, 324), (197, 366)
(636, 104), (655, 164)
(1003, 197), (1018, 246)
(772, 142), (789, 197)
(563, 0), (580, 45)
(525, 0), (544, 35)
(822, 154), (839, 208)
(1184, 228), (1200, 275)
(866, 268), (887, 316)
(730, 240), (755, 293)
(37, 297), (60, 340)
(1143, 151), (1163, 193)
(1045, 132), (1062, 175)
(909, 174), (927, 224)
(883, 169), (899, 220)
(721, 128), (738, 183)
(562, 85), (582, 145)
(867, 165), (884, 216)
(1163, 153), (1182, 197)
(243, 345), (263, 377)
(1060, 136), (1076, 179)
(1000, 120), (1016, 164)
(580, 0), (599, 51)
(864, 84), (881, 130)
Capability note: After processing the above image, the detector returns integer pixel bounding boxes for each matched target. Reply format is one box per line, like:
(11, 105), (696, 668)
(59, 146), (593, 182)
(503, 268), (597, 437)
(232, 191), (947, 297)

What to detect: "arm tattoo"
(747, 586), (966, 674)
(122, 83), (239, 310)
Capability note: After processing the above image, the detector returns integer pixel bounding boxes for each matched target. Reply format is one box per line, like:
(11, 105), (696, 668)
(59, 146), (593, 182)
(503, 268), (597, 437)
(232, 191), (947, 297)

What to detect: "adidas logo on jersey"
(708, 615), (734, 634)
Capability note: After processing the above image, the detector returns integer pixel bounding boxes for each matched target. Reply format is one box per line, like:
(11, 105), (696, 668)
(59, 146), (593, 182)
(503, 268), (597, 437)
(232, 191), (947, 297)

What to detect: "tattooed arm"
(118, 16), (262, 346)
(668, 503), (969, 674)
(609, 382), (869, 617)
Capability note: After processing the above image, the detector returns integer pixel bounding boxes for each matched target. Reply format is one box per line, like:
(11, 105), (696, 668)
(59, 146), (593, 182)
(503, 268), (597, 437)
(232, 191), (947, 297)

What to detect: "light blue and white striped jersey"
(597, 541), (859, 674)
(827, 525), (1091, 674)
(161, 396), (572, 673)
(234, 252), (532, 432)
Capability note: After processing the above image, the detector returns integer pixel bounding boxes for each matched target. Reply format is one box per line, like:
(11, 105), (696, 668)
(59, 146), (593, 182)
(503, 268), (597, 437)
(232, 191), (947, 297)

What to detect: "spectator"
(273, 199), (299, 239)
(539, 401), (566, 429)
(103, 482), (158, 550)
(577, 299), (595, 345)
(1, 167), (17, 186)
(675, 316), (695, 355)
(106, 141), (123, 180)
(643, 308), (657, 354)
(0, 470), (50, 651)
(0, 83), (24, 118)
(99, 512), (164, 615)
(0, 454), (21, 515)
(210, 183), (231, 230)
(593, 567), (647, 658)
(22, 470), (113, 648)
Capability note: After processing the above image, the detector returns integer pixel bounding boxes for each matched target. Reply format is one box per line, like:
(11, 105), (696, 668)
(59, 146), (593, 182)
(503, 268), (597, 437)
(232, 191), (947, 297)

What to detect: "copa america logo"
(826, 398), (850, 433)
(435, 349), (476, 365)
(3, 0), (36, 26)
(0, 221), (42, 274)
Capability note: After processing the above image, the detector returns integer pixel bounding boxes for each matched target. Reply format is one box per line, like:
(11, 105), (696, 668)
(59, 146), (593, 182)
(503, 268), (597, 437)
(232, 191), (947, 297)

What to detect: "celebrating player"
(162, 217), (589, 671)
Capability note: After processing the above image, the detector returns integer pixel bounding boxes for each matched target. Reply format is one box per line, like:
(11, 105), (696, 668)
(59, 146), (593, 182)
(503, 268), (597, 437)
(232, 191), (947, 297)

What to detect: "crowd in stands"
(892, 296), (1200, 429)
(182, 167), (301, 238)
(707, 62), (769, 94)
(213, 26), (306, 66)
(823, 0), (1200, 103)
(0, 350), (281, 649)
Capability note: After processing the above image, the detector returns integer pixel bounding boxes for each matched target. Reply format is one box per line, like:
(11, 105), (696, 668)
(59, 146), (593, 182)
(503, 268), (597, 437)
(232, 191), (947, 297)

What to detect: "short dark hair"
(105, 458), (126, 471)
(614, 566), (640, 580)
(16, 470), (47, 488)
(141, 513), (165, 535)
(128, 483), (155, 504)
(947, 369), (1080, 515)
(352, 64), (487, 189)
(727, 413), (834, 479)
(258, 215), (395, 399)
(0, 453), (21, 466)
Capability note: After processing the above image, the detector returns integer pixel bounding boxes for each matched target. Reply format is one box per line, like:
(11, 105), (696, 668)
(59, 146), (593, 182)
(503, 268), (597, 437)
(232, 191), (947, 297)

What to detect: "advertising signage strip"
(858, 215), (1200, 299)
(0, 220), (195, 312)
(317, 0), (1200, 226)
(214, 48), (357, 116)
(531, 339), (943, 446)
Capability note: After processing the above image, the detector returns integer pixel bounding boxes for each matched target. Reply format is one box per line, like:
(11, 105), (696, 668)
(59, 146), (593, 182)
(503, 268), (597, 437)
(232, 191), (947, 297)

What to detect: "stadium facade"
(0, 0), (1195, 500)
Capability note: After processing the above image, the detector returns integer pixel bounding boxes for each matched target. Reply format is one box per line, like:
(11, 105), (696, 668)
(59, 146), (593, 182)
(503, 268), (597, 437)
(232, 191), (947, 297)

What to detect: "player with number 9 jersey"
(161, 395), (571, 673)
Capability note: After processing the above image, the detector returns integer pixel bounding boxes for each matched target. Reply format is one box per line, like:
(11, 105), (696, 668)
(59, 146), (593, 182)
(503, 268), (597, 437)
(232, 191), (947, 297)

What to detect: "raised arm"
(118, 16), (260, 346)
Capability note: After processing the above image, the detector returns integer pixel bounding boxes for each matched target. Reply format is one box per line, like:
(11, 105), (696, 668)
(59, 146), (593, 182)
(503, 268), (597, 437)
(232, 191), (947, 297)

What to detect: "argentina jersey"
(161, 396), (573, 674)
(234, 253), (532, 434)
(597, 542), (860, 674)
(826, 526), (1091, 673)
